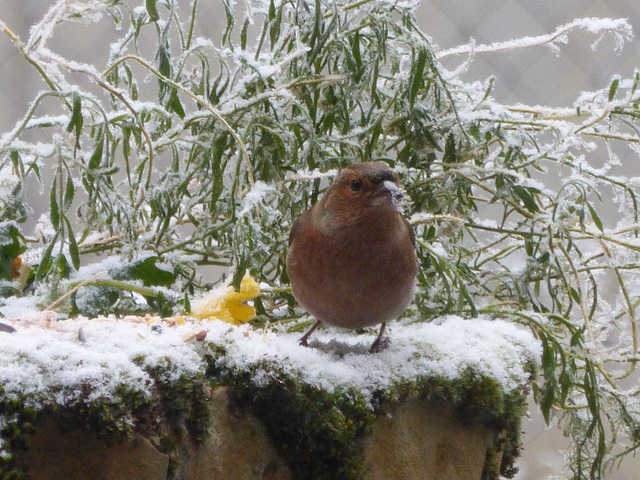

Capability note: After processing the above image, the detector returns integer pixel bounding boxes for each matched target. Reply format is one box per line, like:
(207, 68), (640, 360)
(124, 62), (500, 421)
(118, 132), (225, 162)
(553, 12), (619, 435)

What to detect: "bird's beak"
(376, 180), (405, 213)
(381, 180), (404, 201)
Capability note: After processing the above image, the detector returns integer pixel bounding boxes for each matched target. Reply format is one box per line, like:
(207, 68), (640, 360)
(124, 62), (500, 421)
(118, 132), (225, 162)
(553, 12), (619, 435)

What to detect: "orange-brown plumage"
(286, 162), (418, 351)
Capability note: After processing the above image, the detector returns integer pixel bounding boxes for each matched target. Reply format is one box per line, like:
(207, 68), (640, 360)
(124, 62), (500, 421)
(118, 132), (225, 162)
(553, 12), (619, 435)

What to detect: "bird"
(286, 162), (418, 352)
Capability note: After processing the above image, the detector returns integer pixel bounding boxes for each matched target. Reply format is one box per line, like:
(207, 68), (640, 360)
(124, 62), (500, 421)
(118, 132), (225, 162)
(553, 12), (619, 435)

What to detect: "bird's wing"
(288, 214), (306, 246)
(403, 216), (416, 247)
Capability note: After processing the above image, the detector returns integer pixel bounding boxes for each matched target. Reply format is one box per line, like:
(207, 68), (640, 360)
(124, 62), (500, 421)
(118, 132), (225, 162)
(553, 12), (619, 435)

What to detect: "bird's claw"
(298, 320), (322, 348)
(369, 336), (390, 353)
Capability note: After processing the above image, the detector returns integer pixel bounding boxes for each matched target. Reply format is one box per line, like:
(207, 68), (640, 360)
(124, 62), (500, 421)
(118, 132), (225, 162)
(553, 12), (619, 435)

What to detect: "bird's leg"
(369, 322), (389, 353)
(299, 320), (322, 347)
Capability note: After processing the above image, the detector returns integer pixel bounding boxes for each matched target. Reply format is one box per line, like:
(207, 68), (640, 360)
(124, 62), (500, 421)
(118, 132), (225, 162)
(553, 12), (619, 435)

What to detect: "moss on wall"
(0, 371), (212, 480)
(2, 349), (530, 480)
(0, 318), (538, 480)
(206, 355), (532, 479)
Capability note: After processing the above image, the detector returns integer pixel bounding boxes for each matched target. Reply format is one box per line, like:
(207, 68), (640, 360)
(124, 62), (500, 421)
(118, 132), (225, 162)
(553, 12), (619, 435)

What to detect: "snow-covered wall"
(0, 314), (540, 479)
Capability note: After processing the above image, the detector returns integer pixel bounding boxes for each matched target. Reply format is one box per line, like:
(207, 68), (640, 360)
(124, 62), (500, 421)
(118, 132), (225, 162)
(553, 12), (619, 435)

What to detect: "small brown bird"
(286, 162), (418, 352)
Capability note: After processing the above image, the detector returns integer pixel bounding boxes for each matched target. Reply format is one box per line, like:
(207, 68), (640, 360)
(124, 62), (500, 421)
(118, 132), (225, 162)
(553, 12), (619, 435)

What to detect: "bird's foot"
(369, 322), (389, 353)
(298, 320), (322, 348)
(369, 335), (390, 353)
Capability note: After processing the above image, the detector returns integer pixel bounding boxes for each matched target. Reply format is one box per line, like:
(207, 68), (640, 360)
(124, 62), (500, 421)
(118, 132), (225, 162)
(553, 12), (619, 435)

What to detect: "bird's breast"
(286, 210), (417, 329)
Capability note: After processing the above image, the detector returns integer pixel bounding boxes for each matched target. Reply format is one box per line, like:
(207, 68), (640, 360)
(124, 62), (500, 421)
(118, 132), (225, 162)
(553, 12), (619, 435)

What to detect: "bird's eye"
(350, 179), (362, 191)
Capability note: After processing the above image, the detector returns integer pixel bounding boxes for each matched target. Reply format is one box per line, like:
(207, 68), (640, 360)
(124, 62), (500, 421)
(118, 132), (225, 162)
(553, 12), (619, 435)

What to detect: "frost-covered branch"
(437, 17), (633, 60)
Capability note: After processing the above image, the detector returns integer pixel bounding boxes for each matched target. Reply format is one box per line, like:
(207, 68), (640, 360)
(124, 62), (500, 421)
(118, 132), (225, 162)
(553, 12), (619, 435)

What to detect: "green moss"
(2, 343), (533, 480)
(203, 347), (372, 479)
(491, 390), (528, 479)
(144, 368), (212, 443)
(203, 351), (530, 480)
(376, 370), (528, 480)
(232, 378), (374, 480)
(55, 387), (148, 444)
(0, 392), (37, 480)
(145, 372), (213, 477)
(0, 369), (212, 480)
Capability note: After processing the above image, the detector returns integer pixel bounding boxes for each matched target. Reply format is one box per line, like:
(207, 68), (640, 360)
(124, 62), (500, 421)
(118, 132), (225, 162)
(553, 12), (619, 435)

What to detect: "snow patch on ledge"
(0, 314), (540, 409)
(215, 315), (540, 397)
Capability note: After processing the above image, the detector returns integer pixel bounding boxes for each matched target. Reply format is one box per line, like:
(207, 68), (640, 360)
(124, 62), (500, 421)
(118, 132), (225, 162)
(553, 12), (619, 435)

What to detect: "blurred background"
(1, 1), (639, 478)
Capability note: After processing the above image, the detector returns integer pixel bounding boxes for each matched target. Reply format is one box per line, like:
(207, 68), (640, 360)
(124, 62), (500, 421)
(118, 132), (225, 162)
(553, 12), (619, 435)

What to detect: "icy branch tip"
(436, 17), (633, 60)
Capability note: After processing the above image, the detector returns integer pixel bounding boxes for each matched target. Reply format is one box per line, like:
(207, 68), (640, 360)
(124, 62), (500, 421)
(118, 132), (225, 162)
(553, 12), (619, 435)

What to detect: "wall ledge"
(0, 313), (540, 479)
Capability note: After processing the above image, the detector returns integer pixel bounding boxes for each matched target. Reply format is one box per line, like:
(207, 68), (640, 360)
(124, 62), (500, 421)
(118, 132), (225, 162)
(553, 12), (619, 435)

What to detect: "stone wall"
(21, 387), (500, 480)
(2, 316), (537, 479)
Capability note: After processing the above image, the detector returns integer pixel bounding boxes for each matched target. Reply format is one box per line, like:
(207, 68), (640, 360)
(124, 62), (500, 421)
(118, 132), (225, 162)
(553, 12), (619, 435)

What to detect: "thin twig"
(45, 271), (106, 311)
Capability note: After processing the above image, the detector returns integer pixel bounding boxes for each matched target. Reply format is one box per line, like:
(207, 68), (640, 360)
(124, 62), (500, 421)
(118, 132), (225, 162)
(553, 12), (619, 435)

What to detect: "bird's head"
(322, 162), (405, 223)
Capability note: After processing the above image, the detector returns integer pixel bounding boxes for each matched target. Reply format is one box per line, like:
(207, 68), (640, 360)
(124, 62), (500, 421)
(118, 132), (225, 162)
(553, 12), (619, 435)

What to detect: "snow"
(0, 313), (540, 416)
(437, 17), (633, 60)
(0, 296), (45, 320)
(216, 315), (540, 396)
(239, 180), (276, 216)
(0, 318), (204, 408)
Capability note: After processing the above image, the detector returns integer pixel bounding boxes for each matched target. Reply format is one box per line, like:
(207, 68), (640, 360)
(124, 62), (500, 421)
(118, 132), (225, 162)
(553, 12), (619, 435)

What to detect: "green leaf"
(0, 223), (26, 281)
(64, 217), (80, 270)
(351, 32), (362, 81)
(425, 226), (436, 241)
(525, 237), (534, 256)
(241, 18), (249, 50)
(146, 0), (159, 21)
(442, 134), (457, 164)
(269, 0), (282, 45)
(57, 253), (71, 279)
(608, 77), (620, 102)
(0, 223), (25, 259)
(221, 0), (235, 46)
(63, 175), (75, 211)
(409, 48), (427, 108)
(125, 256), (176, 287)
(232, 255), (247, 291)
(632, 71), (640, 95)
(584, 364), (600, 416)
(587, 203), (603, 232)
(9, 149), (21, 170)
(423, 127), (441, 151)
(268, 0), (276, 20)
(167, 89), (186, 119)
(512, 185), (540, 213)
(559, 368), (571, 404)
(66, 92), (83, 143)
(88, 136), (104, 170)
(179, 294), (192, 314)
(459, 283), (477, 317)
(482, 76), (495, 102)
(539, 336), (557, 424)
(569, 287), (581, 303)
(66, 92), (82, 132)
(157, 42), (172, 96)
(50, 176), (60, 227)
(34, 235), (57, 281)
(570, 327), (584, 347)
